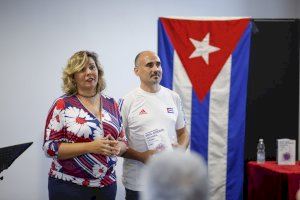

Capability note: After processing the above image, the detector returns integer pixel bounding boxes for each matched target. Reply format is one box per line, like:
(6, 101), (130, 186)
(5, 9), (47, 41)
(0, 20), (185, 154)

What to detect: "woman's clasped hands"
(88, 134), (121, 156)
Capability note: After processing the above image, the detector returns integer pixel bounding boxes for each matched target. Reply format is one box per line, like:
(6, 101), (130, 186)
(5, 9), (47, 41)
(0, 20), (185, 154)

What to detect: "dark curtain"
(244, 19), (299, 199)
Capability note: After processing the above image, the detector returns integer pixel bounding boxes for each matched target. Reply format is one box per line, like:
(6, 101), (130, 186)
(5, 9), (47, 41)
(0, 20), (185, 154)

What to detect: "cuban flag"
(158, 17), (252, 200)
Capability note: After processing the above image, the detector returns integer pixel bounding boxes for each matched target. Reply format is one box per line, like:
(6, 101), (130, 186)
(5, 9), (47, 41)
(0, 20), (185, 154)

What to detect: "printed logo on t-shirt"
(167, 107), (174, 113)
(139, 109), (148, 115)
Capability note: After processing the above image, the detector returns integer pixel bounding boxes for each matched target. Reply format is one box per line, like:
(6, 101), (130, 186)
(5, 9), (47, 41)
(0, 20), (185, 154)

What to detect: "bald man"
(119, 51), (190, 200)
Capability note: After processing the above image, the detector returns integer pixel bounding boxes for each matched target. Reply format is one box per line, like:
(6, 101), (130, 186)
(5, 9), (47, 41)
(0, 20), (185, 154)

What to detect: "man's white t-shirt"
(120, 86), (186, 191)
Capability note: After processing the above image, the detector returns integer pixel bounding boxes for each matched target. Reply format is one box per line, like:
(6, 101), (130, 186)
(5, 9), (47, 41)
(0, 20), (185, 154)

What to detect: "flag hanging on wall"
(158, 17), (252, 200)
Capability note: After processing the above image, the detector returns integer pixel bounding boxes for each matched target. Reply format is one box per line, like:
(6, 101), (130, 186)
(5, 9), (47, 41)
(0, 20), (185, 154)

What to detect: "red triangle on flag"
(160, 17), (250, 101)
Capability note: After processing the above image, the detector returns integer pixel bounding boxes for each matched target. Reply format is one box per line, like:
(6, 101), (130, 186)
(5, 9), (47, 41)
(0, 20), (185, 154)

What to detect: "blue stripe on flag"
(226, 23), (252, 200)
(191, 91), (210, 161)
(158, 19), (174, 89)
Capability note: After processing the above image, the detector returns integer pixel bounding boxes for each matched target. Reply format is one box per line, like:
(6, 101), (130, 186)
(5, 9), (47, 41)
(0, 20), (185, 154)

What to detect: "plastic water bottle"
(257, 139), (265, 163)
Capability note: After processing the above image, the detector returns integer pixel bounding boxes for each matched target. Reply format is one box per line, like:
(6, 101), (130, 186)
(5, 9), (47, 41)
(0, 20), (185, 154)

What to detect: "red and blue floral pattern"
(43, 94), (126, 188)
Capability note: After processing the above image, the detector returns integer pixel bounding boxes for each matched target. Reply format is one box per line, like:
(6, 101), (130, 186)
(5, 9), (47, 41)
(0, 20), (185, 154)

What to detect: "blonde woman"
(43, 51), (127, 200)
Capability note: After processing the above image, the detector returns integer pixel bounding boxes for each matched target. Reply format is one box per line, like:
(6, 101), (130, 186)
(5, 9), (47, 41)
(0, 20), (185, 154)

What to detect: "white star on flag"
(189, 33), (220, 65)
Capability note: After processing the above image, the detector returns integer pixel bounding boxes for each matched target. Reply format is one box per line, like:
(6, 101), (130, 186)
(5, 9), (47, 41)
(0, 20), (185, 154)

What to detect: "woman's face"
(74, 57), (99, 93)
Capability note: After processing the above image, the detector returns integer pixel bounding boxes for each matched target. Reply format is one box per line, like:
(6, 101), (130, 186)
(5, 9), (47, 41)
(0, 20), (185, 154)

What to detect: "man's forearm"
(178, 133), (189, 149)
(177, 127), (190, 149)
(122, 148), (156, 163)
(122, 148), (145, 162)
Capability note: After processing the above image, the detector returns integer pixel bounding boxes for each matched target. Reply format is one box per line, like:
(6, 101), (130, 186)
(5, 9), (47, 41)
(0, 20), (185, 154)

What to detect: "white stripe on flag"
(172, 51), (192, 140)
(172, 51), (231, 200)
(208, 56), (231, 200)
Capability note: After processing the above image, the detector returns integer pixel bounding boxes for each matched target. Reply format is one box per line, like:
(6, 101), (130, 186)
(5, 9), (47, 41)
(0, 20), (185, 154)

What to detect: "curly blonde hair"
(62, 51), (106, 95)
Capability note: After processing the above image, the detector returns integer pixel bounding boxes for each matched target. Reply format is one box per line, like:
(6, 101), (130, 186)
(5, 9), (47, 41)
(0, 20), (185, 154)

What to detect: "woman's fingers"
(92, 137), (120, 156)
(107, 134), (115, 140)
(101, 139), (118, 146)
(101, 141), (119, 155)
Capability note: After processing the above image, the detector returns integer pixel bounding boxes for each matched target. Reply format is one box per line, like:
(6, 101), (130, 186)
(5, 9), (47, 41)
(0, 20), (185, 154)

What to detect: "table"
(247, 161), (300, 200)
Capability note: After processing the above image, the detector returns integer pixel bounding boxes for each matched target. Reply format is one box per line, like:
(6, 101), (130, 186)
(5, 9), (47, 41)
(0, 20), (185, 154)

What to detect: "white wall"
(297, 0), (300, 18)
(0, 0), (297, 199)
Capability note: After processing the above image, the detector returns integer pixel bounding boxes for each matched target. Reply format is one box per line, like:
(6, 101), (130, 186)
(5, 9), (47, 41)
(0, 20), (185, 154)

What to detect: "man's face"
(134, 52), (162, 86)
